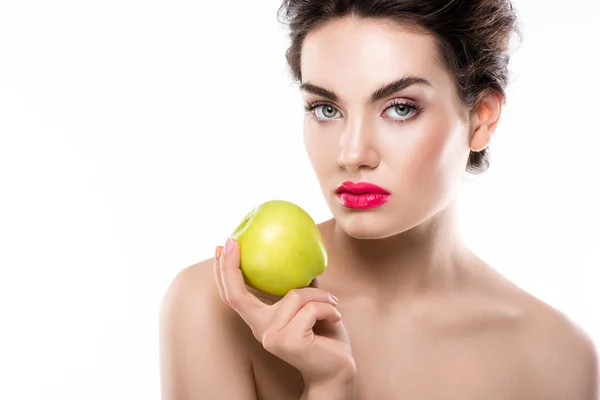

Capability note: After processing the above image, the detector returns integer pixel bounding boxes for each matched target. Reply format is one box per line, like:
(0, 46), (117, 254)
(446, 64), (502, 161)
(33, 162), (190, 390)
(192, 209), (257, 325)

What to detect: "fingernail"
(215, 245), (223, 260)
(223, 238), (234, 255)
(329, 294), (338, 304)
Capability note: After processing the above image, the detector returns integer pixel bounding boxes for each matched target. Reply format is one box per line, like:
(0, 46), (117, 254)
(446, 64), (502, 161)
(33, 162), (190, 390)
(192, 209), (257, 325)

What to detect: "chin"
(332, 208), (411, 240)
(329, 194), (446, 240)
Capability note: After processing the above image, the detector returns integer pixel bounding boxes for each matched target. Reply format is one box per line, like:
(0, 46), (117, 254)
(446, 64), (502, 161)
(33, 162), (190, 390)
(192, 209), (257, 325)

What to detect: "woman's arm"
(159, 260), (258, 400)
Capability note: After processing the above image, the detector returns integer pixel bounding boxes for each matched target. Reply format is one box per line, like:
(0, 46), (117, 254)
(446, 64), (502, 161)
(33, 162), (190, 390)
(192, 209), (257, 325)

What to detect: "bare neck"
(321, 202), (475, 302)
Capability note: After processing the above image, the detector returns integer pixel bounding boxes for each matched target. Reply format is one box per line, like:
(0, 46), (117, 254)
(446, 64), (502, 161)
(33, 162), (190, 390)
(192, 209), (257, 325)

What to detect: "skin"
(159, 16), (599, 400)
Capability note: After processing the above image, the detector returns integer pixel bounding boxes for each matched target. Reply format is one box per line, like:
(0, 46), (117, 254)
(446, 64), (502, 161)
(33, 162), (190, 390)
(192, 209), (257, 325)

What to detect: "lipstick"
(335, 181), (391, 210)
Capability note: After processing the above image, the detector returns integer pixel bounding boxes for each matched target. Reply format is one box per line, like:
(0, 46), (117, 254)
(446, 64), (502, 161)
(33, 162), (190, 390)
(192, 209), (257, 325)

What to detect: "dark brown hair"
(277, 0), (521, 174)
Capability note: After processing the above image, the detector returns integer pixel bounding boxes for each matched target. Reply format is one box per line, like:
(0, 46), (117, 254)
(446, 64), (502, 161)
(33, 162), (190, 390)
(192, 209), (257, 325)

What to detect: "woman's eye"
(308, 103), (417, 122)
(384, 104), (417, 121)
(314, 105), (340, 120)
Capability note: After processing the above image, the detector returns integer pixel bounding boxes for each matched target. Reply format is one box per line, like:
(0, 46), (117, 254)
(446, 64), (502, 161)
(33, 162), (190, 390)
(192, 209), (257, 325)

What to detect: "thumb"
(219, 238), (246, 297)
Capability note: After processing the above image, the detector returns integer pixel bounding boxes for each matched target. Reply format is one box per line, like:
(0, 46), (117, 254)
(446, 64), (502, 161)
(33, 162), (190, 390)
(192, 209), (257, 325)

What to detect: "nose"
(337, 119), (380, 172)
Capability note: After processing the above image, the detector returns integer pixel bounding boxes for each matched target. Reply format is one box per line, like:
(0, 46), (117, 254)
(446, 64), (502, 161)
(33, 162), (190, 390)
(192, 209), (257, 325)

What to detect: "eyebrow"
(299, 76), (432, 103)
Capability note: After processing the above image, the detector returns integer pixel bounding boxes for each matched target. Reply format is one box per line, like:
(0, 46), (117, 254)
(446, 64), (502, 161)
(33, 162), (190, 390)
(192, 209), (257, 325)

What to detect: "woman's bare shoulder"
(160, 257), (256, 343)
(503, 283), (599, 399)
(159, 258), (258, 400)
(161, 259), (239, 329)
(161, 258), (223, 312)
(470, 264), (598, 398)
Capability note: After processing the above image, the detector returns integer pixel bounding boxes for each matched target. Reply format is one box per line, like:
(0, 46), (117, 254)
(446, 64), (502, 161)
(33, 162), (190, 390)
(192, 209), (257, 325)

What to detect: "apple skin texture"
(230, 200), (328, 297)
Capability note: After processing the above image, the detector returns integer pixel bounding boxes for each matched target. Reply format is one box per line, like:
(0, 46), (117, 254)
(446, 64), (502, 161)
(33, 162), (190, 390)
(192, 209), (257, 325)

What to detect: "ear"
(469, 91), (503, 152)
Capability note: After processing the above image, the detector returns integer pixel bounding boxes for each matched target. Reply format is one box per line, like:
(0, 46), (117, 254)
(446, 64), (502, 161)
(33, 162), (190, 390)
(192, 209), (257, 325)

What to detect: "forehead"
(300, 17), (449, 96)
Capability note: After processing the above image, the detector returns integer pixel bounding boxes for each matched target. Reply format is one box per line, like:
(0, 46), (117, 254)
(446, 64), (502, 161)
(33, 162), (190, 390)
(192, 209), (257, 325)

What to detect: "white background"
(0, 0), (598, 399)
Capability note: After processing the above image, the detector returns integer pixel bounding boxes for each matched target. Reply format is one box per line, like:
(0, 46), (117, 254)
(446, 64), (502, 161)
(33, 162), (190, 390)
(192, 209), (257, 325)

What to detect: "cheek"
(303, 124), (336, 177)
(394, 113), (467, 185)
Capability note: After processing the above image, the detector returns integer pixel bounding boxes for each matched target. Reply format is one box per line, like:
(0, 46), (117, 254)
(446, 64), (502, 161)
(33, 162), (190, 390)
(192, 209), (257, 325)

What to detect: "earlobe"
(469, 92), (503, 152)
(470, 128), (491, 153)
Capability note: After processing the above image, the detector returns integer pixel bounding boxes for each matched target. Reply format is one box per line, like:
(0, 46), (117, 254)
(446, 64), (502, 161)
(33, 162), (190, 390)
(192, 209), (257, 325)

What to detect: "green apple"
(230, 199), (328, 296)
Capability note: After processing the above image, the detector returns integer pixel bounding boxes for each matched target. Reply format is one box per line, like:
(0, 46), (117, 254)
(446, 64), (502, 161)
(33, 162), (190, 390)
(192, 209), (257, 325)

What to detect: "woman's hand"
(213, 238), (357, 390)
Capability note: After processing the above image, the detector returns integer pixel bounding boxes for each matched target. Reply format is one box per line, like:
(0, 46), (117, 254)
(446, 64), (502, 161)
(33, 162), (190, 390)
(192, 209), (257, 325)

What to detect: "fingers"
(263, 302), (341, 352)
(217, 238), (264, 318)
(292, 301), (342, 331)
(270, 287), (338, 331)
(213, 237), (339, 350)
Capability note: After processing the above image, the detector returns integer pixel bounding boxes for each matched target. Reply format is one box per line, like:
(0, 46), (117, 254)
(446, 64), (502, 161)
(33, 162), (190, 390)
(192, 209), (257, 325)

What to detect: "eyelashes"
(303, 99), (422, 124)
(303, 102), (341, 122)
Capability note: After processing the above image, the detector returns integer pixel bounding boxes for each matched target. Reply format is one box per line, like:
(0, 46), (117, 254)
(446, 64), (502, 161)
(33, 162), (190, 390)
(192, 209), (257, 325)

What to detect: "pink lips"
(335, 181), (391, 210)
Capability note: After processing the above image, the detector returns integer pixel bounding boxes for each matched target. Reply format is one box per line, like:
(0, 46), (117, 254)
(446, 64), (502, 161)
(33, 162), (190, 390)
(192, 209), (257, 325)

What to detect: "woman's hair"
(277, 0), (521, 174)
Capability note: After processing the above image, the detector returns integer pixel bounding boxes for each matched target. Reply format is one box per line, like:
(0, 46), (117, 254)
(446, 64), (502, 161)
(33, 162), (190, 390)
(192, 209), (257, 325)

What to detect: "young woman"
(160, 1), (598, 399)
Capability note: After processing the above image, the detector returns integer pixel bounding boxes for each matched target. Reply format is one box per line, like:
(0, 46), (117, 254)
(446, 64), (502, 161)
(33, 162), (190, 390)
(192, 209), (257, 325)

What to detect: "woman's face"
(301, 17), (482, 239)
